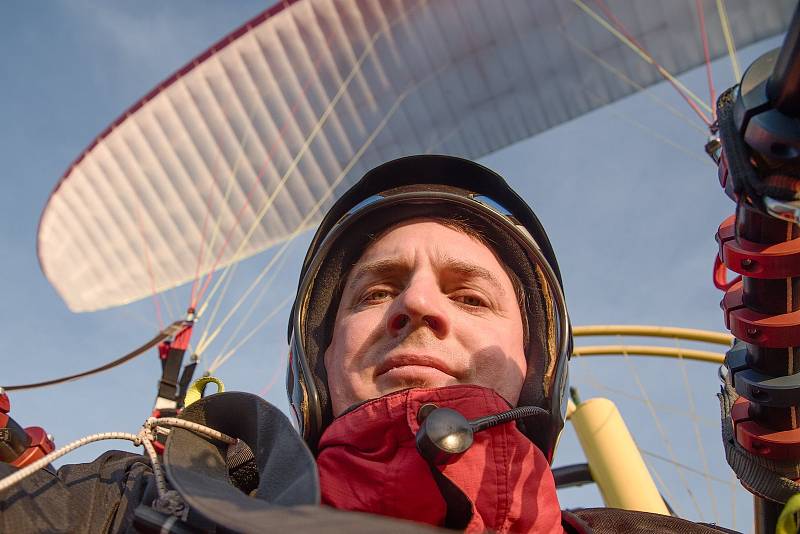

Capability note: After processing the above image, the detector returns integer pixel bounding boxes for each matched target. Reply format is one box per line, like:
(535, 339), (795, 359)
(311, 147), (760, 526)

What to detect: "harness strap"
(155, 324), (194, 410)
(3, 321), (184, 392)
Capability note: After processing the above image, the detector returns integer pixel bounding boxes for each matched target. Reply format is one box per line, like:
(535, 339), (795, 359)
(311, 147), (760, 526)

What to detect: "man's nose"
(386, 277), (450, 338)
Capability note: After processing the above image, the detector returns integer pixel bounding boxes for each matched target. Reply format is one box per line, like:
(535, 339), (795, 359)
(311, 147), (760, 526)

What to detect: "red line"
(592, 0), (712, 127)
(258, 364), (282, 397)
(695, 0), (717, 121)
(188, 60), (276, 310)
(192, 6), (337, 309)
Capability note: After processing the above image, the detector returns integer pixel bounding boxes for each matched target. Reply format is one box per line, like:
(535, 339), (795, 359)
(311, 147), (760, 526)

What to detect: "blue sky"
(0, 2), (787, 530)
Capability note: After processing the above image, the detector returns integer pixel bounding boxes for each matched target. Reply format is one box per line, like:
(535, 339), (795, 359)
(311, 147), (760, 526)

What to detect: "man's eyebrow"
(439, 257), (506, 296)
(347, 256), (506, 295)
(348, 258), (408, 288)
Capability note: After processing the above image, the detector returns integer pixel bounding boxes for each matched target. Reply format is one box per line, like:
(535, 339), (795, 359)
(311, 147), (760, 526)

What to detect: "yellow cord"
(776, 494), (800, 534)
(570, 0), (712, 115)
(184, 376), (225, 408)
(715, 0), (741, 82)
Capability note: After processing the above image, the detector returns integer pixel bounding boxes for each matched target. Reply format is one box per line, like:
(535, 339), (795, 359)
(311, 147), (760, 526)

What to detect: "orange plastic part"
(717, 216), (800, 278)
(731, 397), (800, 460)
(9, 427), (55, 468)
(721, 283), (800, 348)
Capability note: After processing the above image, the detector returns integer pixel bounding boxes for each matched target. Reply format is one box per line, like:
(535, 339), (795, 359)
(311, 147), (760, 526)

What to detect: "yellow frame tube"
(573, 345), (724, 365)
(570, 397), (670, 515)
(573, 325), (733, 346)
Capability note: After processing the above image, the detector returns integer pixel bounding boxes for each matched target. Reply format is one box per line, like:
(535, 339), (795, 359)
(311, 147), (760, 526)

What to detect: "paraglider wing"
(37, 0), (794, 312)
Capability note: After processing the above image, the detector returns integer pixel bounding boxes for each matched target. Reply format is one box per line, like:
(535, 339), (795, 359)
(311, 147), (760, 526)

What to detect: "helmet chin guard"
(287, 155), (572, 462)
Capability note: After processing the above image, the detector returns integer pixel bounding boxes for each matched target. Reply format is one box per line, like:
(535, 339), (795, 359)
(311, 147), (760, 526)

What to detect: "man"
(288, 155), (572, 532)
(0, 155), (739, 534)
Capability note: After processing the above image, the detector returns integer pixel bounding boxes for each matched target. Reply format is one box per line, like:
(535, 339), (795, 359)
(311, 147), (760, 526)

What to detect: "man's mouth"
(375, 354), (455, 379)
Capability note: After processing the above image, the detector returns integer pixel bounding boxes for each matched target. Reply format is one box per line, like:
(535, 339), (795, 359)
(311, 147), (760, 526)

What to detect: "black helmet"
(287, 155), (572, 462)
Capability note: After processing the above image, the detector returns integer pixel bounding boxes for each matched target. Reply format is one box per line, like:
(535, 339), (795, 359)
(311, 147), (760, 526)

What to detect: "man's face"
(324, 219), (527, 416)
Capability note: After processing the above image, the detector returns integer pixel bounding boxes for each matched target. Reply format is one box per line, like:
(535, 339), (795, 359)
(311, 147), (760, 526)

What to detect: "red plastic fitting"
(158, 341), (171, 361)
(721, 282), (800, 347)
(0, 392), (9, 430)
(0, 392), (56, 468)
(0, 392), (10, 414)
(731, 397), (800, 460)
(10, 427), (55, 468)
(717, 203), (800, 458)
(717, 215), (800, 278)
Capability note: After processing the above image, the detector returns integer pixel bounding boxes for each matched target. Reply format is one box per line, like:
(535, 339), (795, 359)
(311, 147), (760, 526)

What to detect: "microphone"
(415, 403), (548, 465)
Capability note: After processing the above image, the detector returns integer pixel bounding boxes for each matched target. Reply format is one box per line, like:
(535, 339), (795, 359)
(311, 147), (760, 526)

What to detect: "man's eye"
(363, 289), (392, 303)
(453, 294), (485, 307)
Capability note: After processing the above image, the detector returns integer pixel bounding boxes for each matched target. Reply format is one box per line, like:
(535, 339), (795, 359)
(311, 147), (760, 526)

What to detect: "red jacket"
(317, 385), (564, 533)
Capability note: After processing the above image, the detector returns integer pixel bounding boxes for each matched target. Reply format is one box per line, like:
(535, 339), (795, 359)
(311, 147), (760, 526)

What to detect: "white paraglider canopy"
(38, 0), (793, 312)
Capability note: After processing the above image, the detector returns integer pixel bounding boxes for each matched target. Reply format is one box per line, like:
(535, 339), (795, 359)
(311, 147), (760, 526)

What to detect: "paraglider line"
(575, 0), (712, 126)
(189, 197), (213, 311)
(715, 0), (741, 82)
(193, 0), (430, 313)
(574, 374), (718, 429)
(185, 72), (265, 315)
(196, 245), (285, 362)
(187, 77), (269, 312)
(198, 64), (427, 365)
(695, 0), (717, 120)
(559, 28), (708, 136)
(190, 15), (341, 312)
(672, 338), (720, 523)
(601, 102), (711, 163)
(202, 245), (291, 367)
(639, 447), (736, 486)
(195, 261), (240, 369)
(258, 360), (284, 398)
(207, 294), (292, 373)
(199, 83), (413, 357)
(591, 0), (713, 122)
(619, 341), (703, 520)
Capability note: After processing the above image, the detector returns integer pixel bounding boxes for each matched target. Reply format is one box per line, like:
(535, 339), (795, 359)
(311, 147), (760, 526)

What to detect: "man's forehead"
(356, 219), (493, 262)
(347, 220), (509, 293)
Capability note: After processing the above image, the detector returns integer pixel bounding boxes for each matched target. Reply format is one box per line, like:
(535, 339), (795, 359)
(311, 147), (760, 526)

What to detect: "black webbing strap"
(156, 324), (194, 406)
(2, 321), (185, 392)
(158, 348), (184, 402)
(176, 362), (198, 409)
(717, 87), (768, 212)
